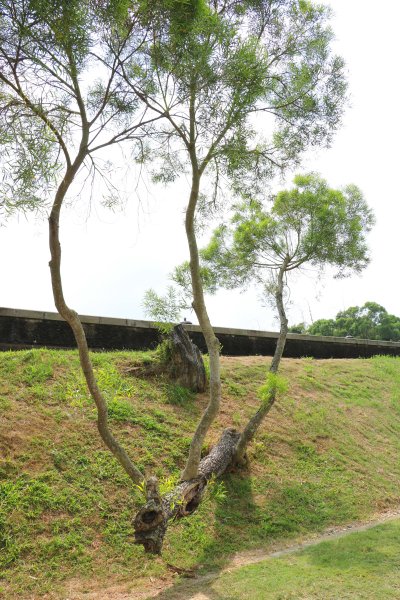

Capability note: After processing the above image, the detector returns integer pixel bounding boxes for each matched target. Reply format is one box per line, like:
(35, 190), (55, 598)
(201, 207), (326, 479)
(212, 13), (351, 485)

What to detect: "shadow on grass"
(152, 469), (259, 600)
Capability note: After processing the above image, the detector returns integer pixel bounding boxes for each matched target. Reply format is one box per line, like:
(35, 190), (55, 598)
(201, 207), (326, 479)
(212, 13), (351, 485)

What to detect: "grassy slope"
(200, 520), (400, 599)
(0, 349), (399, 598)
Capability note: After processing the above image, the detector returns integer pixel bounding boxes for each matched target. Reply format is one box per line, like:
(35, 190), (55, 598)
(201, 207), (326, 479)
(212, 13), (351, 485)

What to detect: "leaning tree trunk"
(235, 263), (289, 463)
(134, 428), (240, 553)
(48, 147), (143, 486)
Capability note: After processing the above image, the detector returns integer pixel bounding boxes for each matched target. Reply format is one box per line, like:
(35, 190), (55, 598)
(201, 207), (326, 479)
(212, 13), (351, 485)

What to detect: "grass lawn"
(207, 519), (400, 599)
(0, 349), (399, 598)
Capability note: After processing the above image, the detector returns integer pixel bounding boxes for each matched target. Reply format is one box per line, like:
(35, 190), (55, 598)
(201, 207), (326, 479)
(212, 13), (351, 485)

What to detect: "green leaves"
(143, 0), (347, 196)
(28, 0), (91, 65)
(307, 302), (400, 341)
(279, 174), (375, 276)
(143, 286), (189, 324)
(0, 116), (61, 216)
(258, 372), (289, 404)
(0, 0), (152, 218)
(200, 173), (374, 297)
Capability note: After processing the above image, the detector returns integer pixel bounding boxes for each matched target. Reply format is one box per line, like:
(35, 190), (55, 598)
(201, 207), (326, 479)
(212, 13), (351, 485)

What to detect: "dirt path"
(67, 507), (400, 600)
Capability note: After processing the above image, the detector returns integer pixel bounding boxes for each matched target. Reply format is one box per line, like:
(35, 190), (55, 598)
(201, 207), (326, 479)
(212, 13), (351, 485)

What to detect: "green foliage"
(0, 109), (62, 216)
(0, 0), (144, 217)
(158, 473), (178, 496)
(172, 261), (218, 297)
(207, 475), (227, 503)
(132, 473), (179, 501)
(288, 322), (307, 334)
(201, 173), (374, 294)
(307, 301), (400, 341)
(133, 479), (146, 498)
(154, 337), (173, 365)
(275, 175), (374, 276)
(143, 286), (189, 325)
(258, 372), (288, 405)
(140, 0), (347, 201)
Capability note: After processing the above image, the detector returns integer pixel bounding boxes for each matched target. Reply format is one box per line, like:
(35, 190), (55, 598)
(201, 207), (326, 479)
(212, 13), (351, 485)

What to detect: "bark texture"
(134, 428), (240, 553)
(168, 324), (206, 392)
(181, 166), (222, 480)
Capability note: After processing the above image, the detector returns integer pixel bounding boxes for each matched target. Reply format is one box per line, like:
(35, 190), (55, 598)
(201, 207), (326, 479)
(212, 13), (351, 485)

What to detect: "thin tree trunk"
(180, 168), (222, 481)
(235, 263), (289, 462)
(134, 428), (240, 553)
(48, 151), (143, 485)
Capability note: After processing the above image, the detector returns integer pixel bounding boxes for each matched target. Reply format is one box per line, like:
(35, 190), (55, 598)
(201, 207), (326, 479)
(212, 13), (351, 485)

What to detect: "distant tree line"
(289, 302), (400, 341)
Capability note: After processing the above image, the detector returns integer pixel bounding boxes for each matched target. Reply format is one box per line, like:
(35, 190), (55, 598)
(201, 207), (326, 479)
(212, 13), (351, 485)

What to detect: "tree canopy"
(304, 302), (400, 341)
(130, 0), (347, 194)
(0, 0), (155, 217)
(199, 173), (375, 293)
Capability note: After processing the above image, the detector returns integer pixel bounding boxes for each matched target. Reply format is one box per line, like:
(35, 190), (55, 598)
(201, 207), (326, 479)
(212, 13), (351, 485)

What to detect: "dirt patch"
(63, 574), (176, 600)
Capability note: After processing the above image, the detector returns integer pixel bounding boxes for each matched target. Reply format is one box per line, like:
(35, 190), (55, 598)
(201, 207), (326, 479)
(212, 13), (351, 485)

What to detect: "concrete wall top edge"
(1, 307), (400, 348)
(0, 307), (154, 329)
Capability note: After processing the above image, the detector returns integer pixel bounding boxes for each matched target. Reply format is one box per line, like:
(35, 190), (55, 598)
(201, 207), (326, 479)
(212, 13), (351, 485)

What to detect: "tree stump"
(168, 324), (206, 393)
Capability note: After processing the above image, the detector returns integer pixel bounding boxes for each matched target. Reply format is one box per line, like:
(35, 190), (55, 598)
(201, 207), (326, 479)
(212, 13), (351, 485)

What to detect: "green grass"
(0, 350), (400, 598)
(207, 520), (400, 599)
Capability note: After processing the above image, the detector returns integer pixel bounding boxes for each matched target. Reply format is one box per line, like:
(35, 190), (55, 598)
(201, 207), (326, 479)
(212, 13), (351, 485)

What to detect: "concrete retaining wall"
(1, 307), (400, 359)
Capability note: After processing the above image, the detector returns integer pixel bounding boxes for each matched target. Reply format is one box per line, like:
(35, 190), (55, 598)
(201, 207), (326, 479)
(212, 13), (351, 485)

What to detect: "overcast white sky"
(1, 0), (400, 331)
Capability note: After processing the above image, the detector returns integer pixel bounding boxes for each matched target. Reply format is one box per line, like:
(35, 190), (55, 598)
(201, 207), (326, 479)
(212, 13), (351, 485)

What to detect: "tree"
(288, 323), (307, 334)
(307, 302), (400, 341)
(0, 0), (161, 484)
(120, 0), (348, 486)
(122, 1), (353, 553)
(199, 173), (374, 460)
(304, 318), (336, 336)
(0, 0), (350, 556)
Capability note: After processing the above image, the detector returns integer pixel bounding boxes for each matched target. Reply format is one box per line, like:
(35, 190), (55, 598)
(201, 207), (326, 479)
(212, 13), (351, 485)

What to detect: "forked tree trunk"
(134, 266), (291, 554)
(134, 428), (240, 553)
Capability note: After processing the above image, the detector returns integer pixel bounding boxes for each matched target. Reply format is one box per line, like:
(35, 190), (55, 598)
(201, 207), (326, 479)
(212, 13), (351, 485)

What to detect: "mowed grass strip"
(0, 349), (399, 598)
(208, 519), (400, 599)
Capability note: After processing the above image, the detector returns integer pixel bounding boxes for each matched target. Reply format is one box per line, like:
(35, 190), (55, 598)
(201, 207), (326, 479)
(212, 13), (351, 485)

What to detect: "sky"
(1, 0), (400, 331)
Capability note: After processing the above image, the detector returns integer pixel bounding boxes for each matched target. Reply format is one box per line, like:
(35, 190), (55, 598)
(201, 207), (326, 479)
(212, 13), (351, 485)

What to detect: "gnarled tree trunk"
(168, 324), (206, 393)
(134, 428), (240, 553)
